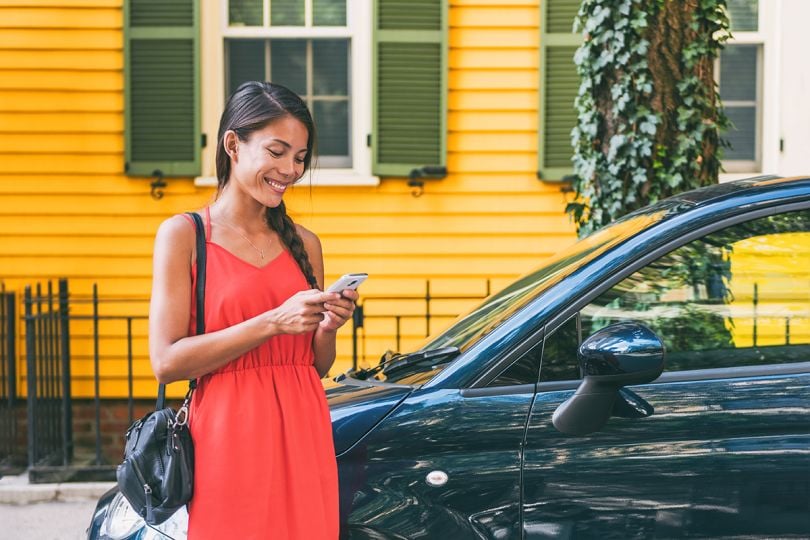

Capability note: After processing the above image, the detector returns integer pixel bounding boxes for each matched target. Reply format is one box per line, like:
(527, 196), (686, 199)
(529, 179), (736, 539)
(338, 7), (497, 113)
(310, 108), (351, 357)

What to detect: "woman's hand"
(268, 289), (335, 335)
(319, 289), (358, 333)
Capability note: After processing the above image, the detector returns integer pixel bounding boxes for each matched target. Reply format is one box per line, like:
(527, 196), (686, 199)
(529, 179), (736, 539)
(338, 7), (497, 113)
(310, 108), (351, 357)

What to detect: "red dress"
(184, 211), (338, 539)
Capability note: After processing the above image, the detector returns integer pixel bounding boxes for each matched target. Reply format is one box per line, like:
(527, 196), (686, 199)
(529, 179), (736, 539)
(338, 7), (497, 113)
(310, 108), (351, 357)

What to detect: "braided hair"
(215, 81), (319, 289)
(266, 201), (318, 288)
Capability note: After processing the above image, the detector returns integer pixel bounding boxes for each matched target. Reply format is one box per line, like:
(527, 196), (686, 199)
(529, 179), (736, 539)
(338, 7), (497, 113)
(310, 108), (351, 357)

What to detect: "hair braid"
(266, 201), (318, 289)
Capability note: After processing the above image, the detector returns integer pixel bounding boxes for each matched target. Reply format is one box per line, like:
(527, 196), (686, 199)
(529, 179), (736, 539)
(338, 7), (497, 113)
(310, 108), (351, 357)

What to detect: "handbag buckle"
(174, 405), (189, 428)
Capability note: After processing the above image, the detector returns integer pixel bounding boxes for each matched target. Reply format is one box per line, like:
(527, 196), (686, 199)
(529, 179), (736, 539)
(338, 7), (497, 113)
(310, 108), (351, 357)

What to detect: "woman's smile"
(264, 176), (289, 193)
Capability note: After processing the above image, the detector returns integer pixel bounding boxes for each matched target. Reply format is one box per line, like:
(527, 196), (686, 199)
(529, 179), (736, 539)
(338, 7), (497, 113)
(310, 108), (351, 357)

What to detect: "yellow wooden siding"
(0, 0), (577, 398)
(726, 233), (810, 347)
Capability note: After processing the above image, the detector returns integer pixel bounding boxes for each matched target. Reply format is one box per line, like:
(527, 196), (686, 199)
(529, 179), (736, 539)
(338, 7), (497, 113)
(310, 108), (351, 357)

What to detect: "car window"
(538, 315), (581, 382)
(579, 209), (810, 372)
(488, 342), (542, 387)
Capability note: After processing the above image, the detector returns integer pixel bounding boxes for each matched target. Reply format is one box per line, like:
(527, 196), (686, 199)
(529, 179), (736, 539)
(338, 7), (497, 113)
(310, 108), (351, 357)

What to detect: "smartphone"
(326, 273), (368, 294)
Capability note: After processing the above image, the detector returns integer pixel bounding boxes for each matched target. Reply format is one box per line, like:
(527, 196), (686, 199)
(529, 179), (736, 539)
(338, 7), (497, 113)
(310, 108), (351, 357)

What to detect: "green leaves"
(568, 0), (730, 237)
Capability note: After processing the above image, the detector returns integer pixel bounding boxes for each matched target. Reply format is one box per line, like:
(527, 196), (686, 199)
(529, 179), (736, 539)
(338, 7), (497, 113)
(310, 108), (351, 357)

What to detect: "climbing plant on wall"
(567, 0), (731, 236)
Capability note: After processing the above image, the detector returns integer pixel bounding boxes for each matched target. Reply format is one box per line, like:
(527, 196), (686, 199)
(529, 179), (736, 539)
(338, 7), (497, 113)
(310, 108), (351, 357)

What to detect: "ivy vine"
(568, 0), (731, 236)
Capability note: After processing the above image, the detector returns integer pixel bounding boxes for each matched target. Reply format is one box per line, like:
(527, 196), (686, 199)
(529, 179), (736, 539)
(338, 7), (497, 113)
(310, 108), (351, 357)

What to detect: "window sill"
(194, 169), (380, 188)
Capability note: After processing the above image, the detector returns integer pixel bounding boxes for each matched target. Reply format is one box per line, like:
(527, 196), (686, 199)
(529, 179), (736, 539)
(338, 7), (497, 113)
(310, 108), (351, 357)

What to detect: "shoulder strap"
(156, 212), (207, 410)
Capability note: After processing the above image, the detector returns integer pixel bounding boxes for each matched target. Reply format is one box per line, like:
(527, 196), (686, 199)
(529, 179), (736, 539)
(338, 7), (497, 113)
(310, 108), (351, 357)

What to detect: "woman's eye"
(294, 157), (305, 164)
(269, 150), (282, 158)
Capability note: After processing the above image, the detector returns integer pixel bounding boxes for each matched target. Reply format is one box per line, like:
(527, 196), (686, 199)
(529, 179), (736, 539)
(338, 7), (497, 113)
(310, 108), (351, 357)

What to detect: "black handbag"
(116, 212), (207, 525)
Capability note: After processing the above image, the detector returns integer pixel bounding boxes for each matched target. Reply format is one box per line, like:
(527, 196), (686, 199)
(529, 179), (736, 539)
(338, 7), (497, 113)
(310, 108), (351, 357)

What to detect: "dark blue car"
(89, 176), (810, 539)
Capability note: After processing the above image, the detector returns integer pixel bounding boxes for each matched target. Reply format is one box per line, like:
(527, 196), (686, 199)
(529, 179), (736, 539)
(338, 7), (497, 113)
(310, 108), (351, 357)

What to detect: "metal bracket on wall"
(150, 170), (167, 200)
(408, 166), (448, 197)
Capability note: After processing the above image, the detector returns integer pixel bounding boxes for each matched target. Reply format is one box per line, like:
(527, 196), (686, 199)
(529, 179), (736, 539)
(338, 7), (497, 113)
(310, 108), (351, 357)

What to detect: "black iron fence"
(7, 278), (490, 481)
(7, 277), (807, 482)
(23, 280), (73, 475)
(349, 280), (492, 370)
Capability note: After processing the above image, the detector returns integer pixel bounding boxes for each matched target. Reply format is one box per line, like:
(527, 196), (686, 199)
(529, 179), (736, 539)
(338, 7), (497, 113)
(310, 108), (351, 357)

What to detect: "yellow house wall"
(0, 0), (577, 398)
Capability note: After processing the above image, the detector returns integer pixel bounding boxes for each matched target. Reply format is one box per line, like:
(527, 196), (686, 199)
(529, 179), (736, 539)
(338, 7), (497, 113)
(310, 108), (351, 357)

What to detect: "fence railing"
(349, 280), (491, 370)
(7, 277), (807, 482)
(10, 278), (489, 481)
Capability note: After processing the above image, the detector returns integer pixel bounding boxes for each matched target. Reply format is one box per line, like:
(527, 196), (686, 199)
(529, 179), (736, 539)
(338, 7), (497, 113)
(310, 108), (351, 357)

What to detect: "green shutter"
(538, 0), (580, 182)
(372, 0), (447, 177)
(124, 0), (201, 177)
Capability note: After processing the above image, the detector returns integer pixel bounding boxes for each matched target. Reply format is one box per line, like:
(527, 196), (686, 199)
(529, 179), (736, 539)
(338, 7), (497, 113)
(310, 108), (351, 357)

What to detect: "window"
(225, 0), (353, 169)
(535, 209), (810, 382)
(719, 0), (762, 172)
(538, 315), (580, 382)
(126, 0), (447, 183)
(581, 209), (810, 372)
(488, 343), (542, 388)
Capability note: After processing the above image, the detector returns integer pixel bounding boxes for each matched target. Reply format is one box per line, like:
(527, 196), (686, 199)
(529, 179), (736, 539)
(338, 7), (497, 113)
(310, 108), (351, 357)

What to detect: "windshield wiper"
(381, 346), (460, 375)
(347, 346), (460, 381)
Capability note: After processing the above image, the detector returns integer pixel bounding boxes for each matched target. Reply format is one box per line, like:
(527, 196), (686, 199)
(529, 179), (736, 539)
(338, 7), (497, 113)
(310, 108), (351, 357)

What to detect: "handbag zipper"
(129, 458), (155, 523)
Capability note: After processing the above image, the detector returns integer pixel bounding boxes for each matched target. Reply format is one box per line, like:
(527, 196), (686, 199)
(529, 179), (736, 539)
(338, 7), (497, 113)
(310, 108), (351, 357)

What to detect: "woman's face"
(226, 115), (309, 208)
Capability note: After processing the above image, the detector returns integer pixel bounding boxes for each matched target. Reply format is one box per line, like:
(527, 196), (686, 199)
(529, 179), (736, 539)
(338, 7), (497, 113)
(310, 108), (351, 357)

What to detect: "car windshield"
(352, 200), (688, 385)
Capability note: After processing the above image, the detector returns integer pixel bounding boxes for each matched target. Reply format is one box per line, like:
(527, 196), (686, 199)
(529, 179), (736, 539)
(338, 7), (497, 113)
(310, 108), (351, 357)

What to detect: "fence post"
(92, 284), (101, 465)
(351, 304), (364, 371)
(24, 286), (36, 467)
(425, 281), (431, 337)
(59, 279), (72, 464)
(5, 291), (16, 407)
(752, 283), (758, 347)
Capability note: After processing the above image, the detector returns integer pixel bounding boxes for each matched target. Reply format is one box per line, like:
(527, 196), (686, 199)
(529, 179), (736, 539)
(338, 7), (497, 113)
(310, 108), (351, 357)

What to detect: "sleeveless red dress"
(184, 211), (338, 539)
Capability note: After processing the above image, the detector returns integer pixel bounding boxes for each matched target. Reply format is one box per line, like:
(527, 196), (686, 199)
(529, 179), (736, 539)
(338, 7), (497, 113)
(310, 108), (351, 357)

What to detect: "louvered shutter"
(372, 0), (447, 177)
(538, 0), (580, 181)
(124, 0), (201, 177)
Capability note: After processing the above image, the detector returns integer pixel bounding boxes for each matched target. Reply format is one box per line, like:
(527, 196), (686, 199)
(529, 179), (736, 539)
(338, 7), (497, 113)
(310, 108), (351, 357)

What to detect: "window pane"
(728, 0), (758, 32)
(229, 0), (263, 26)
(271, 0), (304, 26)
(313, 99), (349, 158)
(720, 45), (757, 102)
(227, 40), (266, 97)
(489, 344), (542, 388)
(313, 40), (349, 96)
(314, 0), (346, 26)
(539, 316), (580, 382)
(725, 106), (757, 161)
(270, 41), (307, 96)
(581, 210), (810, 372)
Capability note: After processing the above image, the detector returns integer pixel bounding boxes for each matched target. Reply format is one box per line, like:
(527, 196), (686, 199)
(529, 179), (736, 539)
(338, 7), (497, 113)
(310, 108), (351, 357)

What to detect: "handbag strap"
(155, 212), (207, 410)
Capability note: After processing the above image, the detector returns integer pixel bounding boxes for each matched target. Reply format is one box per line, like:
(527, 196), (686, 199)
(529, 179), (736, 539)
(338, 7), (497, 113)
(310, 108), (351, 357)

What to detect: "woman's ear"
(223, 130), (239, 161)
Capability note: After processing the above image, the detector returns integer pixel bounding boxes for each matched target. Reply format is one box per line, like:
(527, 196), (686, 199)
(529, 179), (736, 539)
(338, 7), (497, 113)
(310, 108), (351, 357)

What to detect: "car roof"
(668, 175), (810, 205)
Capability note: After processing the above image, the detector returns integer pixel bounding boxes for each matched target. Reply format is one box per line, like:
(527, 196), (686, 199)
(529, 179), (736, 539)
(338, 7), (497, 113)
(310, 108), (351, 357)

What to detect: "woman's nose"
(277, 156), (296, 178)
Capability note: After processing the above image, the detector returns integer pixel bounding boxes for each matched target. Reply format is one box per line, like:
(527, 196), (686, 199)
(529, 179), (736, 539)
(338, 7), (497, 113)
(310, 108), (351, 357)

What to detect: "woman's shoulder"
(154, 213), (199, 259)
(294, 222), (319, 245)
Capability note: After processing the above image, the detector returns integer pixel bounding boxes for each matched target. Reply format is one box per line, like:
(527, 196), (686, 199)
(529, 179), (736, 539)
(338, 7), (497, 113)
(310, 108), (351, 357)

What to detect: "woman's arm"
(298, 225), (357, 378)
(149, 215), (334, 384)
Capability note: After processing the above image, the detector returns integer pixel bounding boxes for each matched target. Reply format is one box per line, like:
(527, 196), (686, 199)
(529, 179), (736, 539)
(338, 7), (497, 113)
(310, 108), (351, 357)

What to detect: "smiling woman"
(146, 81), (358, 539)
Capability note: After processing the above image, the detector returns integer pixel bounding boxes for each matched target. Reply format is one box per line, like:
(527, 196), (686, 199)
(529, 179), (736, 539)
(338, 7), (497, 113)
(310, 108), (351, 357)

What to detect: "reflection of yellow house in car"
(726, 232), (810, 347)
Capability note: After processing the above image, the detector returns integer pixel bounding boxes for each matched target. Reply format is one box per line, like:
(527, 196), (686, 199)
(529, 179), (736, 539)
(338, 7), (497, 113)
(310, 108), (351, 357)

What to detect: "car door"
(522, 208), (810, 538)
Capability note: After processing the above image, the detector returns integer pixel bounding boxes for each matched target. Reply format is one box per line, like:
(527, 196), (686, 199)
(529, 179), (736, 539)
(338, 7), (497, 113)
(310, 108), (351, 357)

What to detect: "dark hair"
(215, 81), (318, 288)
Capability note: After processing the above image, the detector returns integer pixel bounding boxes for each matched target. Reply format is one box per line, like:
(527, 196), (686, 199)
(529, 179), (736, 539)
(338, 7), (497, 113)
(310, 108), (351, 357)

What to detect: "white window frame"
(719, 1), (780, 181)
(196, 0), (378, 187)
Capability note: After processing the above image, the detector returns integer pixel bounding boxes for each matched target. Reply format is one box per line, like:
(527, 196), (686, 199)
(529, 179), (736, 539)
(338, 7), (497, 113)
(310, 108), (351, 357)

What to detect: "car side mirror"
(552, 322), (665, 436)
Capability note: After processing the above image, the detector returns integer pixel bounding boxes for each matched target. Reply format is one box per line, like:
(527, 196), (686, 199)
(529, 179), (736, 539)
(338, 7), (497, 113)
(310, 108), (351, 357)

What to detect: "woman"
(148, 81), (355, 539)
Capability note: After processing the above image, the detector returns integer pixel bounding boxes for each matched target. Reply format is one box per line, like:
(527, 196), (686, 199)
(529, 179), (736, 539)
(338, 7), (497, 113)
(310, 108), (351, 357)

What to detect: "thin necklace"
(216, 218), (267, 260)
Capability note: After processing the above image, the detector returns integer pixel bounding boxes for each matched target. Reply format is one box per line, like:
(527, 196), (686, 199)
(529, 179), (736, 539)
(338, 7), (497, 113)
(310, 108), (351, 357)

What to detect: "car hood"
(324, 378), (411, 455)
